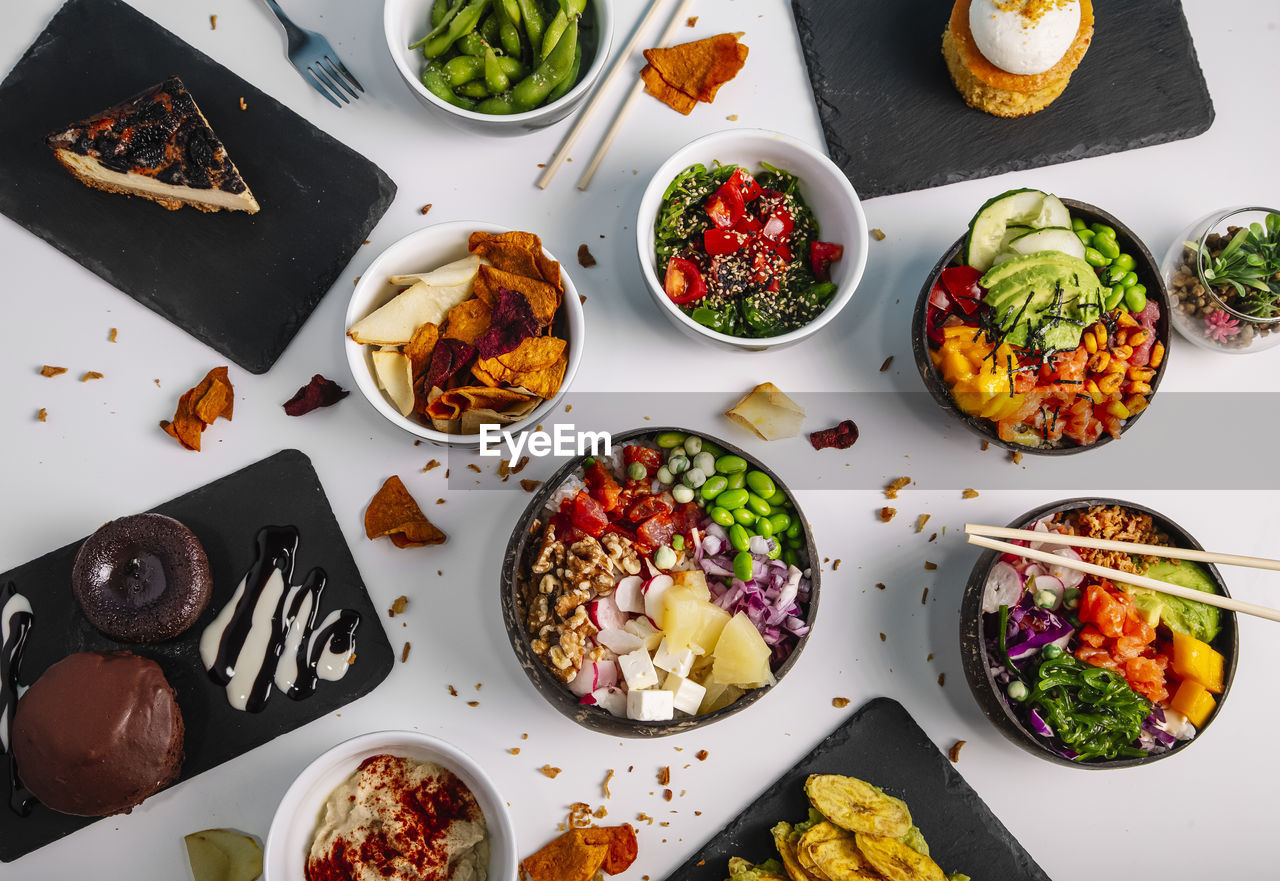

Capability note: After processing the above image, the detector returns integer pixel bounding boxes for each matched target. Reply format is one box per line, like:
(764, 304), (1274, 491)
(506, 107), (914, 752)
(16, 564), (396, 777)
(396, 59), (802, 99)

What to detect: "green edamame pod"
(512, 20), (577, 110)
(746, 493), (772, 517)
(515, 0), (544, 48)
(421, 66), (477, 108)
(725, 471), (745, 490)
(443, 55), (483, 85)
(700, 476), (729, 500)
(477, 95), (517, 114)
(494, 0), (522, 57)
(499, 0), (521, 25)
(456, 80), (491, 98)
(715, 455), (748, 474)
(483, 47), (510, 94)
(564, 0), (587, 16)
(411, 0), (470, 50)
(733, 550), (753, 582)
(458, 31), (487, 55)
(541, 10), (568, 61)
(745, 470), (776, 498)
(1124, 284), (1147, 312)
(716, 488), (749, 510)
(480, 10), (500, 45)
(431, 0), (451, 27)
(496, 55), (527, 79)
(421, 0), (491, 58)
(733, 508), (756, 526)
(728, 524), (750, 553)
(544, 41), (581, 103)
(709, 506), (735, 527)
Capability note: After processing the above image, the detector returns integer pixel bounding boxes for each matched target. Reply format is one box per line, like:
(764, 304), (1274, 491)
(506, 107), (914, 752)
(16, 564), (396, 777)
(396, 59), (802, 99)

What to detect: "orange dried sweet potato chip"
(474, 265), (560, 325)
(579, 824), (639, 874)
(643, 34), (749, 111)
(160, 366), (234, 451)
(443, 299), (492, 345)
(641, 64), (697, 114)
(469, 230), (564, 295)
(364, 475), (446, 548)
(404, 322), (441, 379)
(425, 386), (538, 421)
(507, 352), (567, 399)
(521, 830), (608, 881)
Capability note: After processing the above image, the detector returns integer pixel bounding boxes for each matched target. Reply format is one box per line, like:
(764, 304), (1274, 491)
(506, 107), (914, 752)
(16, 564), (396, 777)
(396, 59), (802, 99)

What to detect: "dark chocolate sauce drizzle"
(1, 581), (34, 816)
(205, 526), (360, 712)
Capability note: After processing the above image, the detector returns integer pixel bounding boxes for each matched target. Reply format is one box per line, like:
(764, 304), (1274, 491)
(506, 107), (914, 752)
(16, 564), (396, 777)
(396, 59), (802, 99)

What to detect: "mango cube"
(1169, 678), (1216, 728)
(1170, 631), (1225, 694)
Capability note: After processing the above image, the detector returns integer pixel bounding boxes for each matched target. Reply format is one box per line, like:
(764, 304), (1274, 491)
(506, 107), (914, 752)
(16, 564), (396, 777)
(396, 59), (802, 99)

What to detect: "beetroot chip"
(424, 339), (476, 390)
(809, 419), (859, 451)
(474, 287), (542, 360)
(284, 374), (349, 416)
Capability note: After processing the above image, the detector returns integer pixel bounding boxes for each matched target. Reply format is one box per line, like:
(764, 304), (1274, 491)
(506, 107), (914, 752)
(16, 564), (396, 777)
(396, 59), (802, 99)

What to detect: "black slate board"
(0, 449), (395, 863)
(664, 697), (1050, 881)
(0, 0), (397, 374)
(790, 0), (1213, 199)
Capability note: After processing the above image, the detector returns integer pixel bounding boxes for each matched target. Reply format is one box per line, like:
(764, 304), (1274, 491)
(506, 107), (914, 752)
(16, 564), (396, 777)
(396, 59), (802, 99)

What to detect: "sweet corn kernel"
(1098, 373), (1124, 395)
(1085, 379), (1103, 404)
(1094, 325), (1108, 348)
(1088, 351), (1110, 373)
(1128, 330), (1148, 347)
(1083, 333), (1098, 354)
(1124, 395), (1150, 415)
(1106, 400), (1130, 419)
(1127, 366), (1155, 382)
(1116, 312), (1139, 328)
(1113, 329), (1129, 347)
(1112, 344), (1134, 361)
(1130, 381), (1153, 395)
(1150, 342), (1165, 368)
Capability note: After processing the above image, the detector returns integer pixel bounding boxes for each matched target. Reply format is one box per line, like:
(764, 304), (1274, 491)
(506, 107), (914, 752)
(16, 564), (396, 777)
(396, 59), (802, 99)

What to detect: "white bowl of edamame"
(384, 0), (613, 135)
(636, 129), (869, 351)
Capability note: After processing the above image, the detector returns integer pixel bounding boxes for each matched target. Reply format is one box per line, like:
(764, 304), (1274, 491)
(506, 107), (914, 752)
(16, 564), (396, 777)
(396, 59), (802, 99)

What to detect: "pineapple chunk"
(699, 680), (745, 715)
(671, 570), (711, 601)
(662, 588), (730, 655)
(710, 611), (772, 687)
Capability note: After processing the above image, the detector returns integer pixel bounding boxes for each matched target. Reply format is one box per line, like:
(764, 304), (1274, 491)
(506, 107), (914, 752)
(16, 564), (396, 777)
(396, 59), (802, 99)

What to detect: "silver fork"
(261, 0), (365, 107)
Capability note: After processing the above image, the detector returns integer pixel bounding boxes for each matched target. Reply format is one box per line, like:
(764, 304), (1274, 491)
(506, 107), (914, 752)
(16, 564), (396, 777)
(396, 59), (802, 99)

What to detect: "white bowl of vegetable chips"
(636, 128), (868, 351)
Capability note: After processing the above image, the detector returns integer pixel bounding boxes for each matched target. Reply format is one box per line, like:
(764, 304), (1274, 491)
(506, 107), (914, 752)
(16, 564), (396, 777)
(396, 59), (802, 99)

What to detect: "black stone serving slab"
(663, 697), (1050, 880)
(0, 0), (397, 374)
(500, 427), (820, 738)
(0, 449), (394, 863)
(959, 498), (1238, 769)
(789, 0), (1213, 199)
(910, 198), (1171, 456)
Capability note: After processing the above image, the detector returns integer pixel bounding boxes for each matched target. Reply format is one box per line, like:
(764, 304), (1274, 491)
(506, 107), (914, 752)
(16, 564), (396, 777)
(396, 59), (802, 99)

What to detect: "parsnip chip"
(725, 381), (805, 440)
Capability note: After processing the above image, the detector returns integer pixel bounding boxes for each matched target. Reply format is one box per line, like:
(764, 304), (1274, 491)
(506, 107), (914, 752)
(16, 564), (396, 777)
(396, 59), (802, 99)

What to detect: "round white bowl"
(264, 730), (517, 881)
(384, 0), (613, 136)
(344, 220), (584, 447)
(635, 128), (869, 352)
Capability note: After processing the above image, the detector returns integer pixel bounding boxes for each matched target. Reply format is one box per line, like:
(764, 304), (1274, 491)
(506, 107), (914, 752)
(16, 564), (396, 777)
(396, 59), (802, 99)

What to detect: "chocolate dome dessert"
(71, 512), (212, 642)
(11, 651), (185, 816)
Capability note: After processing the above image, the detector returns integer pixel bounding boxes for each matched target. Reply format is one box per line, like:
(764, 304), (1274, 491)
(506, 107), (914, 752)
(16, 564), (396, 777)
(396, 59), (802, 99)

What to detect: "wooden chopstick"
(965, 523), (1280, 573)
(966, 534), (1280, 625)
(577, 0), (697, 191)
(536, 0), (667, 189)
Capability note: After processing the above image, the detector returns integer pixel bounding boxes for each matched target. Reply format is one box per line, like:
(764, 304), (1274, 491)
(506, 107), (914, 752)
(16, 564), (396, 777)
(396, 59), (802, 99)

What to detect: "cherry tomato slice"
(733, 214), (763, 235)
(664, 257), (707, 304)
(704, 228), (747, 256)
(705, 182), (745, 229)
(761, 209), (794, 241)
(810, 240), (844, 281)
(727, 167), (761, 202)
(940, 265), (985, 315)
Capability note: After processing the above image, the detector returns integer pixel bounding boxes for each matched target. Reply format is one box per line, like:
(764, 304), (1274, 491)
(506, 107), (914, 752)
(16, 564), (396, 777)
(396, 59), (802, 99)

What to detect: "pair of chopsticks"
(538, 0), (696, 191)
(964, 523), (1280, 624)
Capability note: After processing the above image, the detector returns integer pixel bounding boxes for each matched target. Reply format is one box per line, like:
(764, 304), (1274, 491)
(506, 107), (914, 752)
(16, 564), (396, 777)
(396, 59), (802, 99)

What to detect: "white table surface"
(2, 1), (1278, 878)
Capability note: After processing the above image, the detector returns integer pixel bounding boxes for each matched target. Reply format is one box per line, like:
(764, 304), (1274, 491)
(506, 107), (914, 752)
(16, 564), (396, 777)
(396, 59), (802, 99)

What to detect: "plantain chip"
(809, 837), (882, 881)
(854, 833), (947, 881)
(804, 775), (913, 838)
(771, 822), (825, 881)
(798, 821), (849, 879)
(728, 856), (791, 881)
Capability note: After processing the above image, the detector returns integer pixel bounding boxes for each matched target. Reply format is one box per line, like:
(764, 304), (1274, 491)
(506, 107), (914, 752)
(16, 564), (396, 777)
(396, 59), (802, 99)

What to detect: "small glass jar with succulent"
(1164, 207), (1280, 354)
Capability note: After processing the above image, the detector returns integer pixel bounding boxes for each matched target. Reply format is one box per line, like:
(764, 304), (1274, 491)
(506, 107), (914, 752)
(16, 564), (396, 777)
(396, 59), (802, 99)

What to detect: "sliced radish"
(1029, 574), (1065, 609)
(614, 575), (645, 614)
(983, 561), (1023, 614)
(597, 628), (645, 655)
(1023, 563), (1048, 580)
(1048, 547), (1085, 588)
(587, 594), (627, 631)
(642, 574), (674, 621)
(568, 660), (620, 697)
(581, 686), (627, 717)
(593, 660), (619, 690)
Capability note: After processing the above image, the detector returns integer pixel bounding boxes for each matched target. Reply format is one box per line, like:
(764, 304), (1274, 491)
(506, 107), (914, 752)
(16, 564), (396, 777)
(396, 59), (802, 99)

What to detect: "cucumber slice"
(964, 189), (1049, 271)
(998, 225), (1034, 251)
(1007, 227), (1087, 261)
(1030, 194), (1071, 230)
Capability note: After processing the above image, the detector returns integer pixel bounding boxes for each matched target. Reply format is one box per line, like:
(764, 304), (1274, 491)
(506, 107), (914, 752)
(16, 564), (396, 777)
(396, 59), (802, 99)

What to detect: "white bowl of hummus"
(264, 730), (516, 881)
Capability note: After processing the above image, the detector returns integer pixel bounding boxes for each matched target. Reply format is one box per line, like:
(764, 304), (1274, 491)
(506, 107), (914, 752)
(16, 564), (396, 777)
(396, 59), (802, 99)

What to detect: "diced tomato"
(704, 228), (747, 256)
(810, 240), (844, 282)
(569, 491), (609, 537)
(733, 214), (763, 235)
(626, 493), (674, 524)
(664, 257), (707, 304)
(727, 167), (761, 202)
(583, 460), (622, 512)
(761, 209), (794, 241)
(756, 189), (787, 215)
(939, 265), (983, 315)
(705, 183), (745, 229)
(623, 445), (664, 477)
(635, 511), (676, 551)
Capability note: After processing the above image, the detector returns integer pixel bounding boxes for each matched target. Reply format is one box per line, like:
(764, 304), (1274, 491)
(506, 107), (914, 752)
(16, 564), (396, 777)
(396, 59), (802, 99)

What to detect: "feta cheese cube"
(626, 687), (674, 721)
(651, 637), (695, 678)
(660, 673), (707, 715)
(617, 648), (659, 691)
